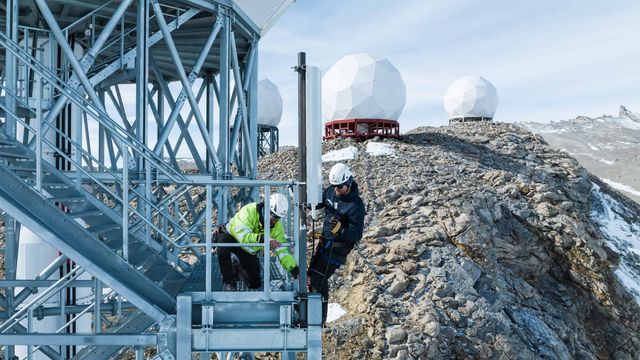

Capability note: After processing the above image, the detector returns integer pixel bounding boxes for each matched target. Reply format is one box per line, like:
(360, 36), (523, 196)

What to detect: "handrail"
(0, 32), (187, 183)
(0, 267), (85, 333)
(61, 0), (116, 33)
(0, 88), (194, 259)
(30, 289), (116, 355)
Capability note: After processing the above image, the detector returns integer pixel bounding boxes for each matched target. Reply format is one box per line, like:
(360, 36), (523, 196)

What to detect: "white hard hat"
(269, 193), (288, 218)
(329, 163), (353, 185)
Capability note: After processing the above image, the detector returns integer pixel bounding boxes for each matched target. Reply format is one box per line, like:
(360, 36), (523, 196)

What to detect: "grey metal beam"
(150, 0), (222, 174)
(0, 280), (95, 287)
(149, 60), (206, 172)
(229, 32), (256, 176)
(218, 14), (230, 175)
(206, 73), (215, 173)
(192, 328), (308, 352)
(12, 254), (69, 308)
(136, 0), (149, 148)
(89, 8), (200, 87)
(173, 80), (208, 161)
(11, 322), (61, 359)
(152, 15), (221, 156)
(3, 0), (18, 136)
(33, 0), (134, 134)
(176, 296), (192, 358)
(0, 334), (157, 345)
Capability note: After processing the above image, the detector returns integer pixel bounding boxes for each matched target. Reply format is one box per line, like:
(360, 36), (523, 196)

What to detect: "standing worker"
(216, 193), (299, 291)
(309, 163), (366, 324)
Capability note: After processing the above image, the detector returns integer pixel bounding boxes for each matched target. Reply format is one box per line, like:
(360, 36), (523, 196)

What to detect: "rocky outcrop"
(259, 122), (640, 359)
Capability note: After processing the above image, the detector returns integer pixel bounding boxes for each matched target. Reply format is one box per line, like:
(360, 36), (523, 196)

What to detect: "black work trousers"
(216, 231), (261, 289)
(308, 252), (339, 324)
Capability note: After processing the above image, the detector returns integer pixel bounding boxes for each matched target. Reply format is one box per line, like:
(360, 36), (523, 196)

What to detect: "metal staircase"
(0, 134), (187, 318)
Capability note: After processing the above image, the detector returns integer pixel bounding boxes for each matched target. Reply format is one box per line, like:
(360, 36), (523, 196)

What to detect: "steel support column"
(218, 13), (231, 176)
(4, 0), (19, 136)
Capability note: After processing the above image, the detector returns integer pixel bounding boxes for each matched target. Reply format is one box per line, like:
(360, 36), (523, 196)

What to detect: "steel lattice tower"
(0, 1), (321, 359)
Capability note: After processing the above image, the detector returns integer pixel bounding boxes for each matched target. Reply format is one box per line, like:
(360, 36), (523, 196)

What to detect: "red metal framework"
(323, 119), (400, 141)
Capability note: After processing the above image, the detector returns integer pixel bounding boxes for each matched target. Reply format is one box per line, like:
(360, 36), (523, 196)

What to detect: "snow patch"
(326, 303), (347, 323)
(535, 128), (568, 134)
(598, 159), (615, 165)
(591, 183), (640, 305)
(615, 116), (640, 130)
(602, 178), (640, 197)
(366, 142), (395, 157)
(322, 146), (358, 162)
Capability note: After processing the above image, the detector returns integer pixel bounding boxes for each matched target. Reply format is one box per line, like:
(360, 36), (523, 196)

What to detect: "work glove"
(290, 266), (299, 279)
(329, 218), (342, 235)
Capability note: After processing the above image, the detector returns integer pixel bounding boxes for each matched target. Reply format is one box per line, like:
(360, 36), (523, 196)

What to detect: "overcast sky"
(259, 0), (640, 146)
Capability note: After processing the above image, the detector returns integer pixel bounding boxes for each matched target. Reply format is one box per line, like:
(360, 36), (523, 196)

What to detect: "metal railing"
(0, 33), (198, 266)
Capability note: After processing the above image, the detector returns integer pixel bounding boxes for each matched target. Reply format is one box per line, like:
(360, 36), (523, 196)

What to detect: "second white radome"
(444, 76), (499, 121)
(258, 78), (283, 127)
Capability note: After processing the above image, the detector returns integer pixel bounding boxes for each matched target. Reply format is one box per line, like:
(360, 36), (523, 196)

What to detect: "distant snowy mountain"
(519, 106), (640, 203)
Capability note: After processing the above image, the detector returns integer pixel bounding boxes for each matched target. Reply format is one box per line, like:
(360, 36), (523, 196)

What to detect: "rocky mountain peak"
(259, 122), (640, 359)
(519, 107), (640, 204)
(619, 105), (640, 122)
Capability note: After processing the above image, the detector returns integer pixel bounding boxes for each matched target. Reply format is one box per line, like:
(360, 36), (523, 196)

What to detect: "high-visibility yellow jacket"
(226, 203), (297, 271)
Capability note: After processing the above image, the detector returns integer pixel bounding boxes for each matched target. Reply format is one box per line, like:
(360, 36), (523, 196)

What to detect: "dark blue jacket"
(318, 180), (366, 263)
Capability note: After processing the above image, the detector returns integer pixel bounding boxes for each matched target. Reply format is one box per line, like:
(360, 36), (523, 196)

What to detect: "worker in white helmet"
(216, 193), (299, 291)
(309, 162), (366, 324)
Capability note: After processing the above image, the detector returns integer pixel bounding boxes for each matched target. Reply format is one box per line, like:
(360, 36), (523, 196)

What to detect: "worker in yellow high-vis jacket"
(215, 193), (299, 291)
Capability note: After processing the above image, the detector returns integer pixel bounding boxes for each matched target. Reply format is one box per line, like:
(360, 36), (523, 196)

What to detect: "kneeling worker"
(216, 193), (299, 291)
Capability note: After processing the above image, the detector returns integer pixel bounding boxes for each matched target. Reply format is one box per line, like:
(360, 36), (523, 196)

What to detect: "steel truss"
(258, 124), (278, 157)
(0, 1), (320, 359)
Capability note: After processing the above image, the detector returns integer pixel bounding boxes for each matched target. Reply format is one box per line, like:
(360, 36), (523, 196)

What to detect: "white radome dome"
(444, 76), (498, 119)
(322, 53), (406, 122)
(258, 78), (283, 127)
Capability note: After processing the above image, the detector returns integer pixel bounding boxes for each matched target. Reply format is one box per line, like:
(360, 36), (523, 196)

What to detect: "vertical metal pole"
(294, 186), (306, 293)
(157, 84), (165, 159)
(73, 45), (84, 182)
(4, 0), (18, 136)
(136, 0), (150, 138)
(229, 35), (255, 174)
(122, 143), (129, 261)
(206, 185), (212, 294)
(98, 90), (105, 166)
(4, 215), (17, 359)
(135, 346), (144, 360)
(206, 73), (214, 173)
(248, 42), (259, 201)
(219, 15), (230, 176)
(27, 308), (33, 360)
(297, 52), (307, 205)
(94, 278), (102, 333)
(177, 296), (192, 359)
(36, 75), (43, 193)
(137, 0), (151, 245)
(263, 186), (271, 300)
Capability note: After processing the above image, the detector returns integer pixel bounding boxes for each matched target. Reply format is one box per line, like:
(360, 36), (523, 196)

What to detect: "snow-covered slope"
(591, 181), (640, 304)
(519, 106), (640, 203)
